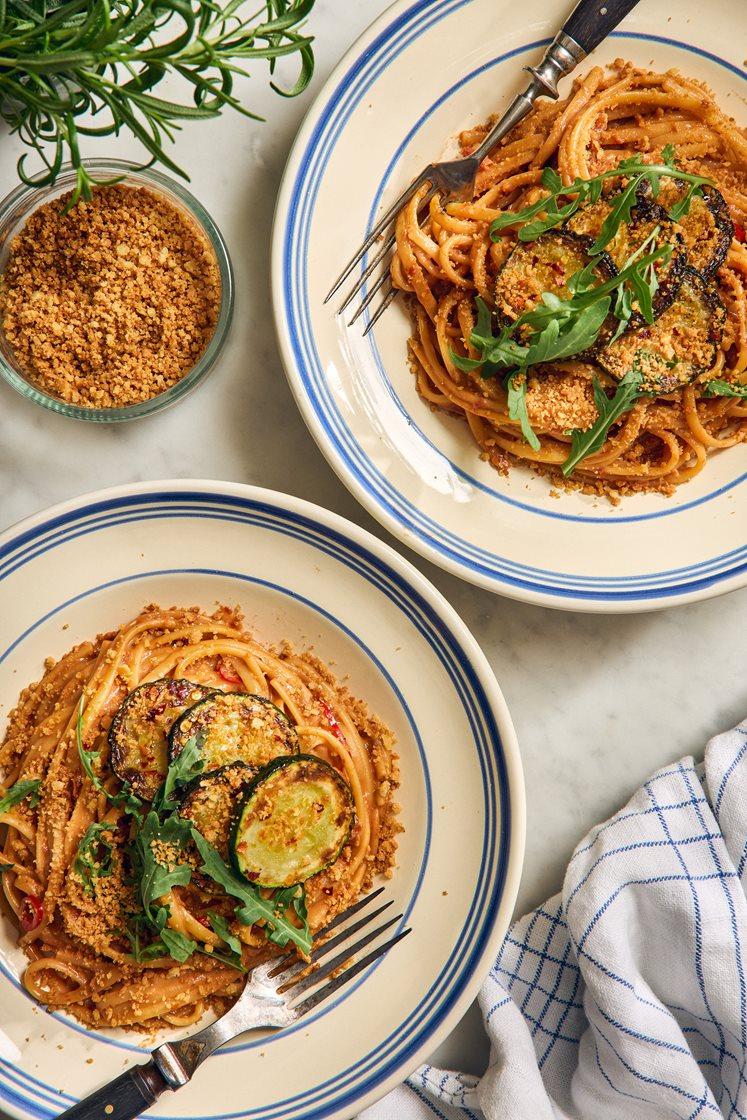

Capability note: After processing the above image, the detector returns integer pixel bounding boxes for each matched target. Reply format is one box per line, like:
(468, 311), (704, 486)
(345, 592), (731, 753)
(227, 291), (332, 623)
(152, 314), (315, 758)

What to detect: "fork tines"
(325, 170), (438, 335)
(271, 888), (411, 1017)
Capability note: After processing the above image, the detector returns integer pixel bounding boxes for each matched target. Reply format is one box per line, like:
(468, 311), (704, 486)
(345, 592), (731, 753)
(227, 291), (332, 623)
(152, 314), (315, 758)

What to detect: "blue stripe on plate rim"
(0, 489), (516, 1120)
(277, 0), (746, 603)
(2, 498), (746, 596)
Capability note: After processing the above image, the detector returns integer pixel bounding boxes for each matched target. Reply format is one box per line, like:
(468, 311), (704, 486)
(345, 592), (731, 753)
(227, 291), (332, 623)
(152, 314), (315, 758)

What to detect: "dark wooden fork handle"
(563, 0), (641, 55)
(57, 1060), (172, 1120)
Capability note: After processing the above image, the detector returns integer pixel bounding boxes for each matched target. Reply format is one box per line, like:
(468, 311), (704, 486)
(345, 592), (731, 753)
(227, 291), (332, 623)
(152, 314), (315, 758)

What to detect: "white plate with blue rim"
(0, 479), (523, 1120)
(271, 0), (747, 613)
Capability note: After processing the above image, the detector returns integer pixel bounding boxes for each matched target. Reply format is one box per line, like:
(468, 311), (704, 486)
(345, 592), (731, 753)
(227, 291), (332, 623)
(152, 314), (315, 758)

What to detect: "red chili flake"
(20, 894), (44, 932)
(319, 701), (345, 744)
(196, 913), (211, 929)
(216, 657), (241, 685)
(735, 223), (745, 244)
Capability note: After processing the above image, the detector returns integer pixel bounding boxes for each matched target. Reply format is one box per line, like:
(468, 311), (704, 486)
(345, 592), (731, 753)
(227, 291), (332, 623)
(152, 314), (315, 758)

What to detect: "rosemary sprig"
(0, 0), (316, 202)
(489, 146), (712, 247)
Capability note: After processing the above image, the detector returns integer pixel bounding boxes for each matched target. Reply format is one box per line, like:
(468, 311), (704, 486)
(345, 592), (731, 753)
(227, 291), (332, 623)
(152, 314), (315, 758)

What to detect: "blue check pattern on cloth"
(359, 721), (747, 1120)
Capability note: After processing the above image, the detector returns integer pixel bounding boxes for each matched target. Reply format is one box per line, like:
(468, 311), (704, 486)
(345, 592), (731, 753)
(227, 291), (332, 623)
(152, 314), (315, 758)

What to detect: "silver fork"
(326, 0), (642, 334)
(58, 888), (409, 1120)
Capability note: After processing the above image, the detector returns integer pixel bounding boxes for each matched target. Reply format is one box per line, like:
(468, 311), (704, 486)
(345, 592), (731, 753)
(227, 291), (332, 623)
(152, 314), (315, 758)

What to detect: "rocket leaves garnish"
(489, 147), (711, 246)
(0, 778), (41, 815)
(208, 912), (243, 956)
(562, 369), (644, 476)
(190, 830), (312, 956)
(74, 822), (115, 895)
(704, 380), (747, 399)
(506, 374), (540, 452)
(450, 236), (669, 451)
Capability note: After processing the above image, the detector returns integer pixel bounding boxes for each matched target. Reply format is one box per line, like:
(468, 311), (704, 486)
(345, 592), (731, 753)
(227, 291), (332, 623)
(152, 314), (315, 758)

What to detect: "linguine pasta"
(392, 62), (747, 498)
(0, 604), (400, 1029)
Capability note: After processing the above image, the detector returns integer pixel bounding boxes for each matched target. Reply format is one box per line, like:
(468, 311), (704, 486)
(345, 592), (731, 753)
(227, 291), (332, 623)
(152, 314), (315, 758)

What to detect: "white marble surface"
(0, 0), (746, 1087)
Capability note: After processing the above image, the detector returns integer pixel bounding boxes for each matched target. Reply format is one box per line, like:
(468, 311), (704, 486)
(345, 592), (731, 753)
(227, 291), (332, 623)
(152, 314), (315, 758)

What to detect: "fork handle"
(56, 1060), (172, 1120)
(562, 0), (641, 55)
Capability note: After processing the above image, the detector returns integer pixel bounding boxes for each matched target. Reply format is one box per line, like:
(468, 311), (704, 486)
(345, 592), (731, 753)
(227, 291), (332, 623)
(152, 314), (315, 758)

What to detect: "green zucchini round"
(108, 678), (215, 800)
(179, 762), (256, 863)
(231, 754), (355, 889)
(169, 692), (299, 774)
(596, 267), (726, 393)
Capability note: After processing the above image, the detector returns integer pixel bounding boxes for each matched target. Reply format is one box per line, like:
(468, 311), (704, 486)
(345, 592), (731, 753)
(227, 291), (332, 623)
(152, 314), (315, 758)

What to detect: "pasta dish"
(0, 604), (400, 1029)
(392, 62), (747, 498)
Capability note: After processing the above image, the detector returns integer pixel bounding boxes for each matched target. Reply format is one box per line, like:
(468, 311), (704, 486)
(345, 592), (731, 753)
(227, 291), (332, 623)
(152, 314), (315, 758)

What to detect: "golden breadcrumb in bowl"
(0, 160), (234, 421)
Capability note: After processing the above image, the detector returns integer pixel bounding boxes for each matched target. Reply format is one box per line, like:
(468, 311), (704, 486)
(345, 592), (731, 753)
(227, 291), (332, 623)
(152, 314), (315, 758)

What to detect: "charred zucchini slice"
(494, 230), (615, 325)
(567, 194), (686, 324)
(180, 763), (256, 861)
(109, 679), (215, 800)
(169, 692), (299, 774)
(231, 755), (354, 888)
(596, 268), (726, 393)
(655, 180), (733, 279)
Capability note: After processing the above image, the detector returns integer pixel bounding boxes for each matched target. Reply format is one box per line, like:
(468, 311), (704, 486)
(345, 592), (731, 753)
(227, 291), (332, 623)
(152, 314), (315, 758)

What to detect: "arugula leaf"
(458, 237), (669, 383)
(660, 143), (676, 167)
(704, 379), (747, 399)
(590, 178), (638, 254)
(541, 166), (563, 194)
(122, 914), (174, 963)
(74, 822), (115, 895)
(0, 778), (40, 816)
(612, 283), (634, 342)
(159, 928), (199, 963)
(153, 734), (204, 813)
(190, 829), (312, 955)
(506, 374), (540, 451)
(562, 369), (644, 476)
(127, 808), (193, 944)
(266, 885), (309, 950)
(450, 297), (504, 377)
(489, 151), (712, 246)
(208, 911), (243, 955)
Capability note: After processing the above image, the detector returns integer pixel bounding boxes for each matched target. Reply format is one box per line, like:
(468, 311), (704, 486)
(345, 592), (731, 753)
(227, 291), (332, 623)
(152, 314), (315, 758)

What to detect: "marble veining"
(0, 0), (745, 1080)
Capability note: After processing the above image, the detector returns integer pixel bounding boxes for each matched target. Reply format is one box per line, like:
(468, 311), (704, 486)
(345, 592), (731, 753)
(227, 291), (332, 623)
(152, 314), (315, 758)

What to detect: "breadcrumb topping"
(0, 185), (220, 408)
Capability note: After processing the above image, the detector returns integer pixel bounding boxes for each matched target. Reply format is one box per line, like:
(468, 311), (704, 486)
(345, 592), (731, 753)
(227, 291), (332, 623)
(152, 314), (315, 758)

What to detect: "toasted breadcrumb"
(0, 185), (220, 408)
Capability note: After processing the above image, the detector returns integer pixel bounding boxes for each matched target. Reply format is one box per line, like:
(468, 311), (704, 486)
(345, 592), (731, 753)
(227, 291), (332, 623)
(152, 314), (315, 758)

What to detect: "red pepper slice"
(734, 223), (745, 244)
(20, 894), (44, 932)
(216, 657), (241, 686)
(320, 700), (346, 744)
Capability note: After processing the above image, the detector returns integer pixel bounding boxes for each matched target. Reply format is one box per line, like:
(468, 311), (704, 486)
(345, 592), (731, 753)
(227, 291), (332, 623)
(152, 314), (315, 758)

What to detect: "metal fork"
(58, 888), (409, 1120)
(326, 0), (642, 334)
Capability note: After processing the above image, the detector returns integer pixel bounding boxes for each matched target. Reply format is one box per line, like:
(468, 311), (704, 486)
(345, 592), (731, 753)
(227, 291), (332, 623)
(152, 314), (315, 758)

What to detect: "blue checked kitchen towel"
(361, 720), (747, 1120)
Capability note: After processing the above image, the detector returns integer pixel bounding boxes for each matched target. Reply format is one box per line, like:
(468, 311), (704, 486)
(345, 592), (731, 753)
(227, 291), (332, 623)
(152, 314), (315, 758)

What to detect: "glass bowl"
(0, 160), (234, 422)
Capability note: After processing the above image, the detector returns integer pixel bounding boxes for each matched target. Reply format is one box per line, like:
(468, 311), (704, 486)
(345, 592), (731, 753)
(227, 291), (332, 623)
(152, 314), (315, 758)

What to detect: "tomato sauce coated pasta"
(0, 604), (400, 1029)
(392, 62), (747, 498)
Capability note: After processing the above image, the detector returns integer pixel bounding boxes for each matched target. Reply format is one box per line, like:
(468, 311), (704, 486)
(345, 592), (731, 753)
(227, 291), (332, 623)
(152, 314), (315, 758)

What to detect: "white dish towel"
(361, 721), (747, 1120)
